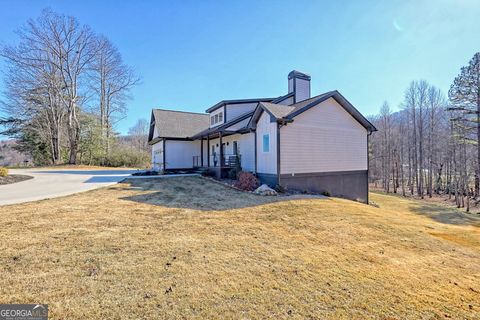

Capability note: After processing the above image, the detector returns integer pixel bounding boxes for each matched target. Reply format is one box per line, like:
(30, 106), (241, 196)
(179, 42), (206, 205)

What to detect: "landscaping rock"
(254, 184), (278, 196)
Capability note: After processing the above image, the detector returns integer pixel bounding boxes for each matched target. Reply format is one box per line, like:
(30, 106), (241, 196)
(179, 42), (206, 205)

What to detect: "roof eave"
(284, 91), (376, 132)
(205, 97), (275, 113)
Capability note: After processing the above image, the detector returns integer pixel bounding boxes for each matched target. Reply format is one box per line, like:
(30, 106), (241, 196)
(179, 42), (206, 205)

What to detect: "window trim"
(262, 134), (270, 153)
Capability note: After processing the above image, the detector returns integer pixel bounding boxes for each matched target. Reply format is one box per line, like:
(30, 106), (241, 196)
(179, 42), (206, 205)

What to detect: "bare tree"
(91, 35), (139, 159)
(449, 52), (480, 198)
(3, 9), (98, 164)
(1, 16), (67, 164)
(128, 118), (149, 153)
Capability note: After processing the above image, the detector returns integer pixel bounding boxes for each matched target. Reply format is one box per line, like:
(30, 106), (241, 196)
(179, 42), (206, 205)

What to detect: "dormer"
(209, 106), (225, 128)
(206, 98), (274, 128)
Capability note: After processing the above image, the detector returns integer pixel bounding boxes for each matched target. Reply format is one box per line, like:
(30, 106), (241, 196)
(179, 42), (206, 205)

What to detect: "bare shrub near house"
(234, 171), (259, 191)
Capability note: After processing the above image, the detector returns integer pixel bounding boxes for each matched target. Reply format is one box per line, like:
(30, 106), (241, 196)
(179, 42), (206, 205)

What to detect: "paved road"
(0, 168), (137, 206)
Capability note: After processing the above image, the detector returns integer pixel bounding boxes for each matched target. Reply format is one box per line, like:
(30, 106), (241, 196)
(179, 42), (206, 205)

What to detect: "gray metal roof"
(149, 109), (209, 140)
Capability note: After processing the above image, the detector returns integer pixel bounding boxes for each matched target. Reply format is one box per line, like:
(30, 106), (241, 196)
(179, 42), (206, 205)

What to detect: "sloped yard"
(0, 176), (479, 319)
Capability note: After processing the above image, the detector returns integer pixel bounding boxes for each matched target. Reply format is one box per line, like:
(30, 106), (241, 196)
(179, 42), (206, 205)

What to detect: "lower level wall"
(257, 173), (278, 188)
(279, 170), (368, 203)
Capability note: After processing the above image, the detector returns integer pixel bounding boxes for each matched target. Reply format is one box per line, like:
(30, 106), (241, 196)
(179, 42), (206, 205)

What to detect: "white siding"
(200, 139), (208, 165)
(238, 133), (255, 172)
(151, 140), (164, 170)
(225, 102), (257, 121)
(152, 123), (160, 139)
(256, 111), (277, 174)
(165, 140), (201, 169)
(207, 133), (254, 171)
(208, 137), (220, 166)
(280, 97), (367, 174)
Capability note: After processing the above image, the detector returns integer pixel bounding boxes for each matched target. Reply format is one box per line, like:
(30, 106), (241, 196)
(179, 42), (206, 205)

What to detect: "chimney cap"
(288, 70), (311, 80)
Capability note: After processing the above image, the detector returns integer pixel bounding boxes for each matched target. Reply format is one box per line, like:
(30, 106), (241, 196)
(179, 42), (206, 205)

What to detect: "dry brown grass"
(0, 176), (479, 319)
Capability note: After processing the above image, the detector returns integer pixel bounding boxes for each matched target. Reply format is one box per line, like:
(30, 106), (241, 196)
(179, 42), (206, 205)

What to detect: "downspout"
(277, 122), (281, 186)
(162, 138), (166, 172)
(253, 128), (257, 174)
(367, 130), (373, 204)
(276, 118), (293, 187)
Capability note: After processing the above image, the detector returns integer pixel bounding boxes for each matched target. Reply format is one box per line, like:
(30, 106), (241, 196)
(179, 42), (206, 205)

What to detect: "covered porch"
(192, 129), (252, 178)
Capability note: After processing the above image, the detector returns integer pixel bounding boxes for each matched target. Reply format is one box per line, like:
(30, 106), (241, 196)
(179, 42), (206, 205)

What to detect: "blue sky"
(1, 0), (479, 135)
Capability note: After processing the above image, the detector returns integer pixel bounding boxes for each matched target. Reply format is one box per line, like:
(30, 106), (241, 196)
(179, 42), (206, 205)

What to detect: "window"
(211, 112), (224, 126)
(262, 134), (270, 152)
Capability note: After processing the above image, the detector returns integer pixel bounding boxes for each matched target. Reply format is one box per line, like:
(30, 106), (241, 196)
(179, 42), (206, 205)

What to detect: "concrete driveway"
(0, 168), (137, 206)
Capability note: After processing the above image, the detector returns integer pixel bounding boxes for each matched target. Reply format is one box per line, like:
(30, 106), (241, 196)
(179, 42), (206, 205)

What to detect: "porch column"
(219, 132), (223, 168)
(207, 136), (210, 167)
(200, 137), (204, 167)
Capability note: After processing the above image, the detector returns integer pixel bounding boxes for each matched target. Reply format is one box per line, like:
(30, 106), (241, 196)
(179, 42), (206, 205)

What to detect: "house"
(148, 71), (377, 203)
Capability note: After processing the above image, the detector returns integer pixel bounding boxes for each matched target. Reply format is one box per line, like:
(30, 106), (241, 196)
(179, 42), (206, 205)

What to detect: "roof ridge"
(290, 91), (336, 107)
(206, 97), (276, 113)
(153, 108), (208, 116)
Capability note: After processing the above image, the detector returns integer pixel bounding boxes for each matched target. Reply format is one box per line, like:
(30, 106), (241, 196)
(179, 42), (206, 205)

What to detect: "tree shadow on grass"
(409, 202), (480, 227)
(119, 176), (327, 211)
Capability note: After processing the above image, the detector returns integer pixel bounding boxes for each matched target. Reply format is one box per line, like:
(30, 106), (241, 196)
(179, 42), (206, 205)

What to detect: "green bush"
(0, 167), (8, 177)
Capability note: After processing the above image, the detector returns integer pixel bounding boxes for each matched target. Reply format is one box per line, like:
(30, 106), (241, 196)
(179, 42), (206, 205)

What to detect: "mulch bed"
(0, 175), (33, 185)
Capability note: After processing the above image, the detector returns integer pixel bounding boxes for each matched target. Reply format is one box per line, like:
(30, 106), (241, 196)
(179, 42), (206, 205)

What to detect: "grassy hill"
(0, 176), (478, 319)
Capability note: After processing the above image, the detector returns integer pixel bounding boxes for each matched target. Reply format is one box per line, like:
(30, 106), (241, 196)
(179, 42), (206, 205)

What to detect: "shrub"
(274, 184), (286, 193)
(321, 190), (331, 197)
(234, 171), (259, 191)
(104, 145), (150, 168)
(0, 167), (8, 177)
(228, 168), (238, 180)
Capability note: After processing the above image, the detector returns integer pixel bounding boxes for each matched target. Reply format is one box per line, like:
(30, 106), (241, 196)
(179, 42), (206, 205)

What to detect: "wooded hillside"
(369, 53), (480, 212)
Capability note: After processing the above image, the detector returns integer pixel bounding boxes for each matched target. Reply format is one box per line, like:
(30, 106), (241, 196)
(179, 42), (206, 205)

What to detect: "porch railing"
(193, 154), (241, 168)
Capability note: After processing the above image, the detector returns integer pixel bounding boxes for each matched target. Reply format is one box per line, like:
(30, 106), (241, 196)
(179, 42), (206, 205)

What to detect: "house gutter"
(366, 130), (374, 204)
(276, 118), (293, 186)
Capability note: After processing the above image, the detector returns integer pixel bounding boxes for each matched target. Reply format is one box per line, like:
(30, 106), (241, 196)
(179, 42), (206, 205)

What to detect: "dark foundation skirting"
(280, 170), (368, 203)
